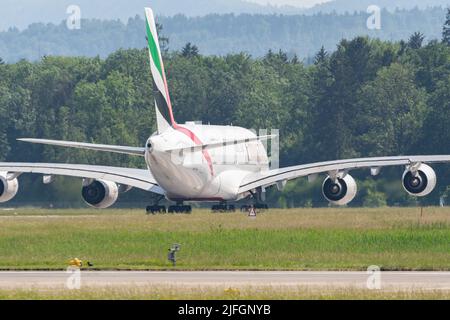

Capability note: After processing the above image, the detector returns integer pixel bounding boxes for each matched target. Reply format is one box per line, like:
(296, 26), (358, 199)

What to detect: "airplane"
(0, 7), (449, 214)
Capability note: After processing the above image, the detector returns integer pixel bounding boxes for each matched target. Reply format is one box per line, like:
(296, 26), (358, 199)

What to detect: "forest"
(0, 10), (450, 208)
(0, 7), (448, 63)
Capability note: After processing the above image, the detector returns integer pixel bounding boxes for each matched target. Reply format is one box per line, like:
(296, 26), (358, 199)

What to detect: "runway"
(0, 271), (449, 290)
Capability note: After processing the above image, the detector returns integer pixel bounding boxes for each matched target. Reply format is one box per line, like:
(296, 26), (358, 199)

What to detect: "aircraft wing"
(0, 162), (164, 194)
(238, 155), (450, 193)
(18, 138), (146, 156)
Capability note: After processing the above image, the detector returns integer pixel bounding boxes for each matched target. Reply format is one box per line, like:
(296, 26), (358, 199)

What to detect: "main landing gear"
(168, 204), (192, 214)
(146, 196), (192, 215)
(146, 205), (167, 214)
(146, 204), (192, 214)
(146, 195), (167, 214)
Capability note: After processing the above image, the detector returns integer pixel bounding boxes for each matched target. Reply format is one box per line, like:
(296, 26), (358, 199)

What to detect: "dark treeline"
(0, 7), (448, 63)
(1, 19), (450, 207)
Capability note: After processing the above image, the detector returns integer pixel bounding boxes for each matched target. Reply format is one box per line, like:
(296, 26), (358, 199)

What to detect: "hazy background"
(2, 1), (450, 30)
(1, 0), (449, 63)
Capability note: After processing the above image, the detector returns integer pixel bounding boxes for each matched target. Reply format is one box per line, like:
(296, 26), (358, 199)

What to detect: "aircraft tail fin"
(144, 7), (176, 133)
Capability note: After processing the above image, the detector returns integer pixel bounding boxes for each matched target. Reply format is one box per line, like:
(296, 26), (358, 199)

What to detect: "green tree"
(422, 75), (450, 154)
(0, 34), (449, 207)
(167, 53), (209, 122)
(305, 47), (334, 162)
(323, 37), (374, 159)
(314, 46), (328, 65)
(0, 84), (11, 160)
(443, 8), (450, 45)
(408, 32), (425, 49)
(356, 63), (428, 156)
(181, 42), (199, 58)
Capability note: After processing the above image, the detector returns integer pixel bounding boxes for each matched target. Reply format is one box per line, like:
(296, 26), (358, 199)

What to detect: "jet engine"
(0, 172), (19, 203)
(322, 174), (357, 206)
(82, 179), (119, 208)
(402, 163), (436, 197)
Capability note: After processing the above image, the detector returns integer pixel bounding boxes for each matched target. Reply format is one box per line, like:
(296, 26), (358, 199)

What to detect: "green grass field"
(0, 207), (448, 271)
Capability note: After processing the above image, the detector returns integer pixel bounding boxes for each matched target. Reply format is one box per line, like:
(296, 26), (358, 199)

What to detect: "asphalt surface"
(0, 271), (449, 290)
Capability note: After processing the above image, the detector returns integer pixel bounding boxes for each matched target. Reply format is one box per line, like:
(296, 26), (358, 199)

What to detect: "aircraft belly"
(148, 153), (218, 199)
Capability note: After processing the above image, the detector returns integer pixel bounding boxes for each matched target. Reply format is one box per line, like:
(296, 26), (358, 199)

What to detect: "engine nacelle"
(402, 163), (436, 197)
(322, 174), (357, 206)
(82, 179), (119, 209)
(0, 172), (19, 203)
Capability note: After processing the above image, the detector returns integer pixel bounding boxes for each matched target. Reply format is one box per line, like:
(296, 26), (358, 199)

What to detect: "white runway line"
(0, 271), (449, 290)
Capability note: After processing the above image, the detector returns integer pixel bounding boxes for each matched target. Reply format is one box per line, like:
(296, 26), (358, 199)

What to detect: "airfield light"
(168, 243), (181, 267)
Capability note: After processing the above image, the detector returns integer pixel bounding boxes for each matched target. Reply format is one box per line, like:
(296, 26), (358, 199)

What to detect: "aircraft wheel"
(168, 206), (177, 214)
(158, 206), (167, 214)
(146, 205), (168, 214)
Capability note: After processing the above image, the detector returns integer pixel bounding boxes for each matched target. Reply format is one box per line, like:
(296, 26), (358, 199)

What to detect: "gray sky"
(246, 0), (332, 8)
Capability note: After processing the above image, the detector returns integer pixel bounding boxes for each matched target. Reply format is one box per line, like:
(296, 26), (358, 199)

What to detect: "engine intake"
(82, 179), (119, 208)
(402, 163), (436, 197)
(322, 174), (357, 206)
(0, 172), (19, 203)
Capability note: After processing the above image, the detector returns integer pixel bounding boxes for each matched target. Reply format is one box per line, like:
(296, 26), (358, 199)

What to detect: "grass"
(0, 207), (449, 270)
(0, 285), (448, 300)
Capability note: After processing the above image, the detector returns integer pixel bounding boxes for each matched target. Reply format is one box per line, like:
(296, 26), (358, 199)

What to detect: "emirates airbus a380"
(0, 7), (449, 213)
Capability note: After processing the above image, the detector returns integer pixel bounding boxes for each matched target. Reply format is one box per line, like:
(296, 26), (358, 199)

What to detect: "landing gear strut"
(146, 195), (167, 214)
(241, 189), (269, 212)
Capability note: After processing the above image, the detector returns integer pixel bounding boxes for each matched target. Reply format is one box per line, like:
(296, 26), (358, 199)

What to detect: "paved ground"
(0, 271), (449, 290)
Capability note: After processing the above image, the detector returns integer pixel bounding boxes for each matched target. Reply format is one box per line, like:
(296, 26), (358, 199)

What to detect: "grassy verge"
(0, 207), (448, 270)
(0, 286), (448, 300)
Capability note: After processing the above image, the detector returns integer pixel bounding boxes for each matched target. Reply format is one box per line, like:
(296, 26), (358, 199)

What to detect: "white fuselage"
(144, 123), (269, 201)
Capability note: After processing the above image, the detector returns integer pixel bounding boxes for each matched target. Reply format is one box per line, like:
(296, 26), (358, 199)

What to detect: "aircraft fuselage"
(145, 123), (269, 201)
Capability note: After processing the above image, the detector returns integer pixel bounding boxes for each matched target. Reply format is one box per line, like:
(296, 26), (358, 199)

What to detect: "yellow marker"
(68, 258), (83, 267)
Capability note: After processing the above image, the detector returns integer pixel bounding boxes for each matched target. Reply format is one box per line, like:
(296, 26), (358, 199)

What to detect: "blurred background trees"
(1, 30), (450, 207)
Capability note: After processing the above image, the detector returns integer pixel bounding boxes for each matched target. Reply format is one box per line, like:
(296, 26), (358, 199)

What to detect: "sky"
(246, 0), (332, 8)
